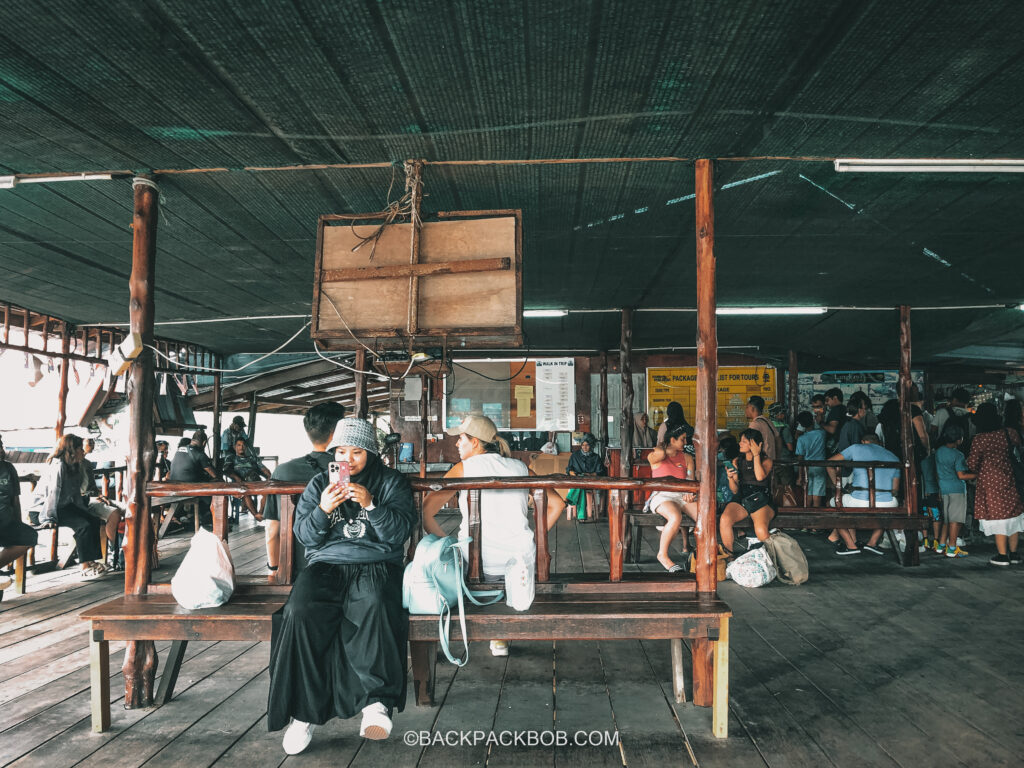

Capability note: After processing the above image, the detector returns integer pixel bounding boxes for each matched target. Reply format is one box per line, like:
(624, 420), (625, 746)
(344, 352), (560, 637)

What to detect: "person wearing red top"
(647, 424), (696, 573)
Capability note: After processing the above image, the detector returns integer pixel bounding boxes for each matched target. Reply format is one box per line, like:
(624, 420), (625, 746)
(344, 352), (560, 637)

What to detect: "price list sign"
(535, 359), (575, 431)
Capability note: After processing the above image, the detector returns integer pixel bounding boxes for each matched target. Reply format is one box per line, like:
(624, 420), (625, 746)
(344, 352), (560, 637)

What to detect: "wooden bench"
(81, 475), (733, 739)
(628, 457), (929, 566)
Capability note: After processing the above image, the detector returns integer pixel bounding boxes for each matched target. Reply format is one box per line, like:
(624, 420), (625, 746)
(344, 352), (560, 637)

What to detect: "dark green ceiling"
(1, 0), (1023, 366)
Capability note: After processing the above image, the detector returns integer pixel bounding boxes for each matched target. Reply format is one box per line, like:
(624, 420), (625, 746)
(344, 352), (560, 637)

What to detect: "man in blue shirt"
(795, 412), (827, 506)
(828, 433), (900, 555)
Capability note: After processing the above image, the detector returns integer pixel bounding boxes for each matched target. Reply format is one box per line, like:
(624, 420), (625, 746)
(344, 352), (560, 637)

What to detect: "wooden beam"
(619, 309), (634, 480)
(124, 176), (159, 708)
(55, 324), (71, 439)
(694, 159), (720, 596)
(898, 305), (919, 567)
(188, 359), (349, 408)
(211, 373), (222, 472)
(788, 349), (799, 428)
(407, 159), (424, 334)
(599, 352), (609, 452)
(322, 257), (510, 282)
(354, 348), (369, 419)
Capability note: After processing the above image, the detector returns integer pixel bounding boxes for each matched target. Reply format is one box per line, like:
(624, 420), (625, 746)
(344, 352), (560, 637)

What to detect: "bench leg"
(712, 617), (730, 739)
(691, 637), (714, 707)
(155, 640), (188, 705)
(410, 640), (437, 706)
(627, 522), (642, 564)
(670, 638), (686, 703)
(90, 629), (111, 733)
(902, 529), (920, 567)
(13, 553), (26, 594)
(123, 640), (158, 709)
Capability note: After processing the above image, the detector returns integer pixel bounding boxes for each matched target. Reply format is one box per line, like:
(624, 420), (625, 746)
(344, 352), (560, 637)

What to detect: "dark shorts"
(738, 490), (774, 516)
(0, 519), (38, 548)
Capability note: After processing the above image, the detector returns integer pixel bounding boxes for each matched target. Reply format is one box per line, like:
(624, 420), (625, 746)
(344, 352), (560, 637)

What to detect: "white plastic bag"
(171, 528), (235, 610)
(726, 547), (777, 588)
(504, 552), (536, 612)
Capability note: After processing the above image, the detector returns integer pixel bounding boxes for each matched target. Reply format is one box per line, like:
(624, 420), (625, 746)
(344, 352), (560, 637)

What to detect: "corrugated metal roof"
(0, 1), (1022, 364)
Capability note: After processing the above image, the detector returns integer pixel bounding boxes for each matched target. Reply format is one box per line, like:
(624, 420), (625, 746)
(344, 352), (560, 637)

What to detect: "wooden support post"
(90, 631), (110, 733)
(787, 349), (799, 428)
(407, 159), (424, 335)
(123, 176), (159, 709)
(419, 375), (428, 478)
(2, 302), (9, 344)
(694, 158), (720, 595)
(354, 348), (370, 419)
(670, 638), (686, 704)
(712, 617), (730, 738)
(598, 352), (609, 453)
(467, 488), (482, 581)
(532, 488), (551, 582)
(609, 489), (624, 582)
(691, 636), (714, 707)
(277, 495), (295, 585)
(619, 309), (634, 481)
(212, 373), (222, 471)
(248, 392), (258, 444)
(55, 324), (71, 439)
(898, 305), (920, 567)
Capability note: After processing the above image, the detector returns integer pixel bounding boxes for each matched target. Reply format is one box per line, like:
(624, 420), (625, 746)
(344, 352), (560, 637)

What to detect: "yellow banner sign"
(647, 366), (777, 433)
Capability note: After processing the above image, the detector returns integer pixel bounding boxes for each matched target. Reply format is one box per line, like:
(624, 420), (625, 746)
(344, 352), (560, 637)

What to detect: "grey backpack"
(762, 531), (809, 585)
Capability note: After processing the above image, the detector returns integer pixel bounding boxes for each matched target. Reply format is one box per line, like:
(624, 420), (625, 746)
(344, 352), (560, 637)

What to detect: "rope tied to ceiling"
(346, 159), (425, 261)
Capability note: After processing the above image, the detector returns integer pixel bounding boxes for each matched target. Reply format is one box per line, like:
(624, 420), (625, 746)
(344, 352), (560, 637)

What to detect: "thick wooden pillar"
(55, 323), (71, 439)
(599, 351), (609, 453)
(619, 310), (634, 479)
(788, 349), (799, 429)
(124, 176), (159, 708)
(354, 348), (370, 419)
(211, 373), (222, 471)
(898, 305), (919, 566)
(247, 392), (258, 444)
(694, 159), (720, 595)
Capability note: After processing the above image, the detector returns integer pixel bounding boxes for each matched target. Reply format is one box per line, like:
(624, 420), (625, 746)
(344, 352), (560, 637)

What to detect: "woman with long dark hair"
(967, 402), (1023, 566)
(719, 429), (775, 556)
(30, 434), (106, 579)
(647, 424), (697, 572)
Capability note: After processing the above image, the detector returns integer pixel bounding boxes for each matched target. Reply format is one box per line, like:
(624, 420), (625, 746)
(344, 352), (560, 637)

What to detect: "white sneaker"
(359, 702), (392, 740)
(489, 640), (510, 657)
(282, 719), (315, 755)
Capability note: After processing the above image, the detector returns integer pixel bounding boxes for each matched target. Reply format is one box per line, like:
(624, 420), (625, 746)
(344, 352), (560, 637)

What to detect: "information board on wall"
(795, 370), (924, 414)
(535, 359), (575, 430)
(647, 366), (777, 433)
(445, 359), (576, 431)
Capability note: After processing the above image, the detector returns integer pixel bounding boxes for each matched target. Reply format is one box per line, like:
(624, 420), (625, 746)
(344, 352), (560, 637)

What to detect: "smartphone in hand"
(328, 461), (351, 489)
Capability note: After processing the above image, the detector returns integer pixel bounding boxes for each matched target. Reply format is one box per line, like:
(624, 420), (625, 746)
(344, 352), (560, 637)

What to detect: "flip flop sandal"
(663, 563), (685, 573)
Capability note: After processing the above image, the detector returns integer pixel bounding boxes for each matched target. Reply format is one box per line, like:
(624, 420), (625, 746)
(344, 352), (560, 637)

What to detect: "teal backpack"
(402, 534), (504, 666)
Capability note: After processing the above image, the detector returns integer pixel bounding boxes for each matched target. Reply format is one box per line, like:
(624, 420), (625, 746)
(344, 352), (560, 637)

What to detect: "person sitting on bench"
(269, 418), (416, 755)
(263, 402), (346, 574)
(421, 415), (566, 657)
(167, 430), (218, 528)
(565, 433), (607, 522)
(222, 437), (271, 521)
(0, 434), (35, 599)
(30, 434), (107, 579)
(647, 424), (697, 572)
(80, 440), (123, 552)
(153, 440), (171, 481)
(827, 433), (901, 556)
(719, 429), (776, 557)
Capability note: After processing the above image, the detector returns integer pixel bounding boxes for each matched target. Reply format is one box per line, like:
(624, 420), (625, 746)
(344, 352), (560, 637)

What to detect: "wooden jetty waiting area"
(2, 3), (1024, 766)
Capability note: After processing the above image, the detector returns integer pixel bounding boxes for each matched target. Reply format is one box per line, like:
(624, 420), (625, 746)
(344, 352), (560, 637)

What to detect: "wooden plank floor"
(2, 515), (1023, 767)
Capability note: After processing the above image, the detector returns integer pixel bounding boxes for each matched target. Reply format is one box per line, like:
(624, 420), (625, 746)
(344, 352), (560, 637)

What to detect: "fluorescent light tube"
(835, 158), (1024, 173)
(523, 309), (568, 317)
(16, 173), (115, 185)
(0, 175), (16, 189)
(716, 307), (827, 316)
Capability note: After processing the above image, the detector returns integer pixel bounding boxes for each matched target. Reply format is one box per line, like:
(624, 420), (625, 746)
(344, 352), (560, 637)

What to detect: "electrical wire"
(312, 340), (393, 380)
(451, 358), (531, 382)
(146, 320), (312, 373)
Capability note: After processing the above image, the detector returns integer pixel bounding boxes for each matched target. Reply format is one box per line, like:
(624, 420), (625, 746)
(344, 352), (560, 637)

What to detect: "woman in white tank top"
(421, 416), (566, 656)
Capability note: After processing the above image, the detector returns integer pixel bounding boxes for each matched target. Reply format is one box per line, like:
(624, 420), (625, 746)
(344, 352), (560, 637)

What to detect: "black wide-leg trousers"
(267, 559), (408, 731)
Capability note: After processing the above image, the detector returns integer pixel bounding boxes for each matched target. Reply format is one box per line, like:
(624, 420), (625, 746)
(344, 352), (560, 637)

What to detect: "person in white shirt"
(422, 415), (565, 657)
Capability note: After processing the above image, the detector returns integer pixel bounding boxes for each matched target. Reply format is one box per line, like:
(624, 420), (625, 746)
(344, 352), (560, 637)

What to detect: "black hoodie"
(293, 453), (416, 565)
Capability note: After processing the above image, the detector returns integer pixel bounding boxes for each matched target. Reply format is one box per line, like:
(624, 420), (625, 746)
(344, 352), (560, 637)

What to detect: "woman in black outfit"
(269, 418), (417, 755)
(718, 429), (776, 556)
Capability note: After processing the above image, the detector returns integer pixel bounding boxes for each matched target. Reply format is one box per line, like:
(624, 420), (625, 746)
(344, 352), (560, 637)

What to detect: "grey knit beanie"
(330, 418), (379, 454)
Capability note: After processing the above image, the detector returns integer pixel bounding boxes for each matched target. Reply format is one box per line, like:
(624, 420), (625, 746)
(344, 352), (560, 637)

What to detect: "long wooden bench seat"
(81, 476), (734, 739)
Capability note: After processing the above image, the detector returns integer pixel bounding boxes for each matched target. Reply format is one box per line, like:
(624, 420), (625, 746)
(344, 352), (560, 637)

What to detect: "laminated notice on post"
(535, 359), (575, 431)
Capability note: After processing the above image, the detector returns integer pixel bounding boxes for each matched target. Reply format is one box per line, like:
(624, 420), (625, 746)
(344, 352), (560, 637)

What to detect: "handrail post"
(278, 495), (295, 585)
(532, 488), (550, 582)
(609, 489), (623, 582)
(468, 489), (482, 581)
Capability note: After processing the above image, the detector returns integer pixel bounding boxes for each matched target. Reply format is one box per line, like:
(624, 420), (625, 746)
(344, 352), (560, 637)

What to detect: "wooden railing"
(773, 458), (913, 515)
(148, 474), (703, 588)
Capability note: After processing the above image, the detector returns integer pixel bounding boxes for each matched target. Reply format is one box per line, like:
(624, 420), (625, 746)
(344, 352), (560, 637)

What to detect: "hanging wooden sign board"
(312, 209), (523, 350)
